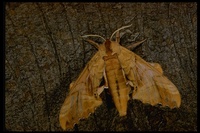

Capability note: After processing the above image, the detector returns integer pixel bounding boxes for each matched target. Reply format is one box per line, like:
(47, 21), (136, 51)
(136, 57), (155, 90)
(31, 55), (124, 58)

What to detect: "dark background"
(5, 2), (197, 131)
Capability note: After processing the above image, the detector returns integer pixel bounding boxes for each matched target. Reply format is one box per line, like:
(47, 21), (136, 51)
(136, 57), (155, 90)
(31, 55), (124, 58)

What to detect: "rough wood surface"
(5, 2), (197, 131)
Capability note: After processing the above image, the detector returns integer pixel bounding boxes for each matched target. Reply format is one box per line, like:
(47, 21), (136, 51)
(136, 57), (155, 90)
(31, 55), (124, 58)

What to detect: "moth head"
(81, 24), (132, 50)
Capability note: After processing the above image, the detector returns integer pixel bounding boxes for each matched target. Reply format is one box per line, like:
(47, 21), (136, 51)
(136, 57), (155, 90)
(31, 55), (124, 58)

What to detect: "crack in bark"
(6, 15), (40, 130)
(97, 3), (108, 37)
(5, 58), (18, 84)
(26, 34), (52, 131)
(36, 3), (62, 80)
(61, 3), (80, 79)
(180, 31), (196, 92)
(177, 8), (196, 89)
(22, 37), (40, 130)
(61, 3), (76, 50)
(168, 4), (185, 90)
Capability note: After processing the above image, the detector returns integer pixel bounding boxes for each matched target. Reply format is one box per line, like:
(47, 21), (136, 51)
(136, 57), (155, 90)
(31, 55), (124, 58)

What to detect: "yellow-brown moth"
(59, 25), (181, 130)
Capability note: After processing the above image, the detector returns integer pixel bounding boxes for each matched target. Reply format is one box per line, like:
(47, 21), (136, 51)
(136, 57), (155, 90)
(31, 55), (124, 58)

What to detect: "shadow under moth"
(59, 25), (181, 130)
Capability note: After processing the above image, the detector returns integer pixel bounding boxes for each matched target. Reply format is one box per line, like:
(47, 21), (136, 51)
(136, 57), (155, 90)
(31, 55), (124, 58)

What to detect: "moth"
(59, 25), (181, 130)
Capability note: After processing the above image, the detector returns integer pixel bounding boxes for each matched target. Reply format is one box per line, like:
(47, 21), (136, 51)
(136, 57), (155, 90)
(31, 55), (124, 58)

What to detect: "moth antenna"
(84, 39), (99, 49)
(110, 24), (132, 40)
(82, 35), (106, 41)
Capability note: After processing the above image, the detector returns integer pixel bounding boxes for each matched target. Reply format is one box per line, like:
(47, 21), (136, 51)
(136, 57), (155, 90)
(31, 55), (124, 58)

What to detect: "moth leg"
(126, 80), (137, 94)
(103, 69), (109, 88)
(96, 70), (109, 95)
(126, 39), (147, 50)
(132, 32), (140, 41)
(126, 81), (134, 87)
(123, 67), (139, 96)
(121, 69), (131, 95)
(96, 86), (105, 96)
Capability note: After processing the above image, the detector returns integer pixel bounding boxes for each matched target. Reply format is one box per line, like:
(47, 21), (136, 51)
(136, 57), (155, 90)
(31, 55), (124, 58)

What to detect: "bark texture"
(5, 2), (197, 131)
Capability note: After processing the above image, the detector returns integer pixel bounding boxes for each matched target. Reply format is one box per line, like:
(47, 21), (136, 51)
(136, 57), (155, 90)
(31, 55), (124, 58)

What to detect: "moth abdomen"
(103, 50), (130, 116)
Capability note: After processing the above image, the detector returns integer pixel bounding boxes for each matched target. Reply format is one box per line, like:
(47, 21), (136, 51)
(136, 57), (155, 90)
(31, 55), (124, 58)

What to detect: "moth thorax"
(105, 39), (112, 55)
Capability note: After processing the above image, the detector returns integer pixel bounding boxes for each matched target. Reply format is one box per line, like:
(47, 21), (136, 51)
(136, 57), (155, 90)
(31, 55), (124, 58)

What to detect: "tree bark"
(5, 2), (197, 131)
